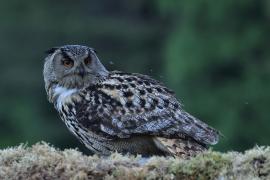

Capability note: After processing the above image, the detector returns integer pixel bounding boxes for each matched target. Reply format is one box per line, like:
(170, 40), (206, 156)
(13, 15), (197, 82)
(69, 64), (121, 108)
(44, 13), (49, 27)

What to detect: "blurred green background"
(0, 0), (269, 153)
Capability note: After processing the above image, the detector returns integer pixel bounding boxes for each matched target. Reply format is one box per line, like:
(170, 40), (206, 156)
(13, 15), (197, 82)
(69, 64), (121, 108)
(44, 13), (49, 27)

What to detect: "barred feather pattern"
(50, 71), (219, 156)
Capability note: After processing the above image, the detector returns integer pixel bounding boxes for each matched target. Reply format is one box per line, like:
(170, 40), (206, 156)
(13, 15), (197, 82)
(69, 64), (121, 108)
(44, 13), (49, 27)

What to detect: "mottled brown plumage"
(43, 45), (219, 157)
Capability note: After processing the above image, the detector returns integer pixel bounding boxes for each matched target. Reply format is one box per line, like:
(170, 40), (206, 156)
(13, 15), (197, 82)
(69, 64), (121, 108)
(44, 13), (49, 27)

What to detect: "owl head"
(43, 45), (108, 92)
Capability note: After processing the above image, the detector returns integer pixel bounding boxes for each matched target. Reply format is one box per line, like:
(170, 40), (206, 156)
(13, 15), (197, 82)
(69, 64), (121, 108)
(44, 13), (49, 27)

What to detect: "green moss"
(168, 152), (231, 180)
(0, 142), (269, 180)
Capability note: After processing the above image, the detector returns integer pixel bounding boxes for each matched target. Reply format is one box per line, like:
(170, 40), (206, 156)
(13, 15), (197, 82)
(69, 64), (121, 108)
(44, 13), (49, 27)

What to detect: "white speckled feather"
(54, 86), (77, 111)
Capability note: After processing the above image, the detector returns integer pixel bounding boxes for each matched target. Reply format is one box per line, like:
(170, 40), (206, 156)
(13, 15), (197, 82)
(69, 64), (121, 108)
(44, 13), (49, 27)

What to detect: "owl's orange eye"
(84, 56), (92, 65)
(62, 59), (74, 68)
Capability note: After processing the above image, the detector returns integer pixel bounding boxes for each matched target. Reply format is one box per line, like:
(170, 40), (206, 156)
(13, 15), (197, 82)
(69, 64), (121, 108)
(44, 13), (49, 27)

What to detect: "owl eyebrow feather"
(61, 50), (73, 61)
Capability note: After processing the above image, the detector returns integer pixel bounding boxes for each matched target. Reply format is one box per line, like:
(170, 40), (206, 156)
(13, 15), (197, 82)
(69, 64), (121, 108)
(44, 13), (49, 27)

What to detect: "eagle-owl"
(43, 45), (219, 157)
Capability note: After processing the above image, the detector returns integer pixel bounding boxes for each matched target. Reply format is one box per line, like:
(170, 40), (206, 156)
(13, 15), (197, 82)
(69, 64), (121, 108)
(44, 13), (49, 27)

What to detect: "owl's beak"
(77, 65), (85, 78)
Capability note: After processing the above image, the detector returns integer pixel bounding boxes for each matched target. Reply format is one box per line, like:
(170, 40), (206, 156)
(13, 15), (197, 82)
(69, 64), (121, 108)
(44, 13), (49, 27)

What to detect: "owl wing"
(76, 72), (219, 145)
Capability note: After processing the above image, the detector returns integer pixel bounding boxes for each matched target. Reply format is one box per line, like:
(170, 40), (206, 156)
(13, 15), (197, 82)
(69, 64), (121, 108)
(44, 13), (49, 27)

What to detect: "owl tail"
(178, 111), (220, 146)
(154, 137), (207, 158)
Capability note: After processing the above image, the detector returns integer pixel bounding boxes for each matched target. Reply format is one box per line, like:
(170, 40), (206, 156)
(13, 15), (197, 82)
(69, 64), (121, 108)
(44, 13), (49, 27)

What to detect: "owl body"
(44, 45), (219, 157)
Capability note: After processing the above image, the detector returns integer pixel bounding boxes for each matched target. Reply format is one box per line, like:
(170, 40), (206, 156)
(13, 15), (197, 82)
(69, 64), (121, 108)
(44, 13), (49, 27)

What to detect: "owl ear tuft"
(89, 48), (97, 54)
(45, 47), (59, 54)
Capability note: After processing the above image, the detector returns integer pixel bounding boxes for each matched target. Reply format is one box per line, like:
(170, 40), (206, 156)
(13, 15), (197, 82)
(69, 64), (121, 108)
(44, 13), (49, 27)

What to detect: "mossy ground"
(0, 142), (269, 180)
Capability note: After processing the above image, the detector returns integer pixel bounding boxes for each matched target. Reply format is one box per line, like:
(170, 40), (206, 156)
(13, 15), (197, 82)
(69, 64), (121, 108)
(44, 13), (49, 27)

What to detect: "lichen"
(0, 142), (269, 180)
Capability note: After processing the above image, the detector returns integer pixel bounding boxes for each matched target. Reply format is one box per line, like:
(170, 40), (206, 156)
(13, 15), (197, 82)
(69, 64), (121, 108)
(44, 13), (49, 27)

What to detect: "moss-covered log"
(0, 142), (269, 179)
